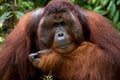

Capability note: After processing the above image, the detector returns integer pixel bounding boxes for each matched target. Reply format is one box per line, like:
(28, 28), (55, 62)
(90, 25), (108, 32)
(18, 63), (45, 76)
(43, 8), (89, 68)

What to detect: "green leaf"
(102, 0), (110, 7)
(4, 3), (11, 7)
(110, 3), (116, 17)
(95, 0), (100, 7)
(96, 10), (107, 15)
(113, 11), (119, 24)
(92, 0), (97, 5)
(71, 0), (75, 3)
(16, 11), (24, 20)
(85, 5), (92, 10)
(107, 1), (113, 12)
(0, 0), (3, 4)
(0, 37), (3, 42)
(18, 0), (23, 6)
(117, 0), (120, 6)
(93, 6), (102, 12)
(116, 22), (120, 31)
(0, 12), (11, 24)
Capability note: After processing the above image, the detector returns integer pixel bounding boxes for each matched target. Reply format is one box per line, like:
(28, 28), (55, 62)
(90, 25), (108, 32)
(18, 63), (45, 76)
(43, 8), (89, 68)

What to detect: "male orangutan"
(0, 0), (120, 80)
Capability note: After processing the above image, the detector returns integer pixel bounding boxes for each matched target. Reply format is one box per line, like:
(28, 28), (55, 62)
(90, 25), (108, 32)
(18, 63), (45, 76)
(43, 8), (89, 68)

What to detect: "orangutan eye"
(53, 23), (58, 28)
(60, 21), (65, 26)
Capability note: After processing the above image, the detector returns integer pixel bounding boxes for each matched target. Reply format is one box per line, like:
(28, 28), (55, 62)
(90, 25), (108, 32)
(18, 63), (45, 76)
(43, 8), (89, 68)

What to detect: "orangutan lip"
(59, 43), (71, 49)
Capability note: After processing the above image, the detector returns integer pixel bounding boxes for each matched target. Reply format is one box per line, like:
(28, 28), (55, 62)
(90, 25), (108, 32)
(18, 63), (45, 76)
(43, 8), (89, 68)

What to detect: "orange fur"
(0, 0), (120, 80)
(30, 42), (112, 80)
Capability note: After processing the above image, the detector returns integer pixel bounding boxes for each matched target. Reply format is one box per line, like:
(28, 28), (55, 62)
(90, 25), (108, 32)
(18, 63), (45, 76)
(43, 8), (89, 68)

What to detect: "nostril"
(56, 31), (67, 41)
(58, 32), (64, 37)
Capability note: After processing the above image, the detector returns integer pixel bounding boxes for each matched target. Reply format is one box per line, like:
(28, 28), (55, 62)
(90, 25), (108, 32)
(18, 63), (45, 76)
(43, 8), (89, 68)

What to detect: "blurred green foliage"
(0, 0), (120, 46)
(0, 0), (34, 45)
(72, 0), (120, 30)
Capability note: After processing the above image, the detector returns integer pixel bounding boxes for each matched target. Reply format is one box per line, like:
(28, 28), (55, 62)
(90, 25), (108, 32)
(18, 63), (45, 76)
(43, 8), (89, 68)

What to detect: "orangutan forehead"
(43, 0), (74, 15)
(40, 11), (76, 25)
